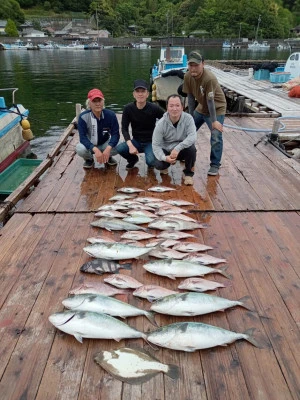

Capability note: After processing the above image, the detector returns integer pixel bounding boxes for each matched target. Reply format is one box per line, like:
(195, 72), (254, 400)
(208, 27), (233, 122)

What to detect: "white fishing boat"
(61, 40), (85, 50)
(38, 41), (61, 50)
(248, 40), (270, 50)
(277, 43), (291, 51)
(150, 45), (187, 105)
(132, 43), (150, 49)
(0, 88), (32, 173)
(0, 39), (30, 50)
(222, 41), (231, 49)
(284, 52), (300, 79)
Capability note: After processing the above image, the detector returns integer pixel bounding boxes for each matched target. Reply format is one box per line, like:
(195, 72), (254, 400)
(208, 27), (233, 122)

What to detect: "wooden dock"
(0, 113), (299, 399)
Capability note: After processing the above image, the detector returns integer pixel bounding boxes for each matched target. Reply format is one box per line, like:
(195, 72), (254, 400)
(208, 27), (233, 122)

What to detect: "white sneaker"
(184, 175), (194, 185)
(160, 169), (169, 175)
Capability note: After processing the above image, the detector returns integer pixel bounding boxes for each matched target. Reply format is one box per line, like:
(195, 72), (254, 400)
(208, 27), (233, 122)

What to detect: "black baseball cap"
(188, 51), (203, 64)
(133, 79), (149, 90)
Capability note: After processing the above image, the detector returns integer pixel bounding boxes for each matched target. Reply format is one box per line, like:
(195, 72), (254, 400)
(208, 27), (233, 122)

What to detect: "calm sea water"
(0, 46), (291, 159)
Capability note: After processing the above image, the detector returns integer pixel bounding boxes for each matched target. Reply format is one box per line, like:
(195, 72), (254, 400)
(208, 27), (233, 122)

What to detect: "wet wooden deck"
(0, 115), (299, 399)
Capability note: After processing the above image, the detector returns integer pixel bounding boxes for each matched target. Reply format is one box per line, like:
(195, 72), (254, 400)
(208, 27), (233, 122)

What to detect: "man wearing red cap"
(76, 88), (120, 168)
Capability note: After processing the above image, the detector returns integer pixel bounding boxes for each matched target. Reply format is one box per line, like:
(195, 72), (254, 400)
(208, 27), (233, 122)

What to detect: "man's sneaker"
(208, 166), (219, 176)
(83, 159), (94, 169)
(126, 156), (138, 170)
(184, 175), (194, 186)
(160, 168), (169, 175)
(107, 157), (117, 166)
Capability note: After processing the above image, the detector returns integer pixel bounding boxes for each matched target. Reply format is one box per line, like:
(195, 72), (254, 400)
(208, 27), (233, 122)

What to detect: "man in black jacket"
(116, 79), (164, 170)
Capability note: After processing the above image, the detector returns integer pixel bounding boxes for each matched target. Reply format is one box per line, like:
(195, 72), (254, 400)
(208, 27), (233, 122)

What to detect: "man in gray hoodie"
(152, 94), (197, 186)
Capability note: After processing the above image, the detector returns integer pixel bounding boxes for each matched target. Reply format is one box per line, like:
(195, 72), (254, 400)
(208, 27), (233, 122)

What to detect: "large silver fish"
(62, 294), (157, 325)
(148, 219), (205, 231)
(91, 217), (146, 231)
(147, 322), (260, 351)
(150, 293), (252, 316)
(94, 347), (179, 384)
(117, 187), (145, 193)
(143, 259), (230, 279)
(147, 186), (176, 192)
(49, 310), (147, 343)
(84, 242), (153, 260)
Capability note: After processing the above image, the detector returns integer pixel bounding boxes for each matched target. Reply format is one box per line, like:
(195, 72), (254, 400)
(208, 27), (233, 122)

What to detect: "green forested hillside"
(1, 0), (300, 38)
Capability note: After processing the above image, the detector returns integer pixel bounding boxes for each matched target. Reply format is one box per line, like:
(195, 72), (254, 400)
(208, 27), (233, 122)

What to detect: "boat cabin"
(157, 46), (187, 72)
(284, 52), (300, 78)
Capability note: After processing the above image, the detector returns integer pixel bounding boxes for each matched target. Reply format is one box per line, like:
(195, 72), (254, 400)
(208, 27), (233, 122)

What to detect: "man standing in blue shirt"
(76, 88), (120, 168)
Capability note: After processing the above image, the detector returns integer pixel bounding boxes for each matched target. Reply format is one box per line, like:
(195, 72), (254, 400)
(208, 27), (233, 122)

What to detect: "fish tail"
(219, 266), (232, 279)
(243, 328), (263, 348)
(166, 364), (180, 380)
(145, 311), (158, 327)
(238, 295), (255, 312)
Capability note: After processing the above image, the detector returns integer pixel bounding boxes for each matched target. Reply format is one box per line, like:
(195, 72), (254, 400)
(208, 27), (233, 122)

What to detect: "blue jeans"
(116, 139), (156, 167)
(76, 139), (118, 160)
(154, 145), (197, 177)
(193, 111), (224, 168)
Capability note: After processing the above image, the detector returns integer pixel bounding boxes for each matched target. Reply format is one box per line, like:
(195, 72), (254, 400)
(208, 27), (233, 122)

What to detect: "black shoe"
(126, 156), (138, 170)
(107, 157), (117, 166)
(83, 159), (94, 168)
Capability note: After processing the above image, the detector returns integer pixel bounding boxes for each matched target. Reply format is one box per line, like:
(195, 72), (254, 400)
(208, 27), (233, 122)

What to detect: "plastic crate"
(270, 72), (291, 83)
(275, 67), (285, 72)
(253, 69), (270, 80)
(0, 158), (42, 195)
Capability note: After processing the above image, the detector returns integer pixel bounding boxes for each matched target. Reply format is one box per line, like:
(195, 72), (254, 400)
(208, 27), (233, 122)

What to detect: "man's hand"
(102, 147), (112, 163)
(170, 149), (179, 159)
(212, 121), (223, 132)
(128, 141), (138, 155)
(166, 155), (177, 165)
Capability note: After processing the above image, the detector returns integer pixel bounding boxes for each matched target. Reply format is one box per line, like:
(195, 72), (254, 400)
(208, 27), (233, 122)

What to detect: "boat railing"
(0, 88), (19, 106)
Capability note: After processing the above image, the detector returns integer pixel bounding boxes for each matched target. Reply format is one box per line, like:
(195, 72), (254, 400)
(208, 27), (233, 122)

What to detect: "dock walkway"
(0, 114), (299, 399)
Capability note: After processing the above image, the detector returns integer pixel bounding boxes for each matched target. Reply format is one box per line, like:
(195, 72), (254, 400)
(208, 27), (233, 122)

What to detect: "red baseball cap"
(88, 88), (104, 101)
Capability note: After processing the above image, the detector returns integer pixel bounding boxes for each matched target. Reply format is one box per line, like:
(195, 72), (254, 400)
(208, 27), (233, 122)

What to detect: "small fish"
(133, 285), (178, 302)
(95, 210), (128, 218)
(150, 293), (253, 317)
(91, 217), (146, 231)
(80, 259), (131, 275)
(148, 219), (205, 231)
(148, 186), (176, 192)
(156, 206), (186, 216)
(49, 310), (147, 343)
(97, 204), (128, 211)
(185, 254), (227, 265)
(127, 210), (157, 218)
(172, 242), (214, 252)
(83, 242), (152, 260)
(147, 322), (261, 352)
(145, 201), (168, 209)
(104, 274), (143, 289)
(120, 231), (156, 241)
(123, 216), (155, 224)
(115, 200), (143, 207)
(109, 194), (136, 201)
(62, 294), (156, 325)
(143, 259), (230, 279)
(117, 187), (145, 193)
(135, 196), (166, 203)
(69, 282), (130, 297)
(165, 199), (195, 206)
(127, 203), (155, 211)
(86, 237), (116, 244)
(148, 248), (187, 259)
(157, 231), (196, 240)
(145, 239), (179, 248)
(178, 277), (227, 292)
(94, 347), (179, 384)
(165, 214), (197, 222)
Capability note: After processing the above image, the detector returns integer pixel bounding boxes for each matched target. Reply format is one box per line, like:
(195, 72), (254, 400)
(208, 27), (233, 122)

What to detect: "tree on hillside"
(0, 0), (25, 24)
(5, 18), (19, 37)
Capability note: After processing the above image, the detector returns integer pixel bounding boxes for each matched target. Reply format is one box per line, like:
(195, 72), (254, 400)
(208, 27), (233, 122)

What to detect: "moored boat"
(0, 88), (32, 173)
(222, 41), (231, 49)
(284, 52), (300, 79)
(248, 40), (270, 50)
(150, 45), (187, 106)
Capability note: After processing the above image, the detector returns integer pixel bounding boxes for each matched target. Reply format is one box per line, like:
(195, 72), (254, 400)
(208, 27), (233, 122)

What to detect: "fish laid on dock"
(120, 231), (156, 241)
(91, 217), (147, 231)
(62, 294), (157, 325)
(117, 187), (145, 193)
(147, 186), (176, 192)
(172, 242), (214, 252)
(165, 199), (195, 206)
(178, 277), (227, 292)
(49, 310), (147, 343)
(150, 293), (252, 316)
(148, 219), (205, 231)
(104, 273), (143, 289)
(69, 282), (130, 297)
(94, 347), (180, 384)
(133, 285), (179, 302)
(143, 259), (230, 279)
(109, 194), (136, 201)
(185, 254), (227, 265)
(147, 322), (261, 352)
(156, 231), (196, 240)
(83, 242), (153, 260)
(80, 258), (131, 275)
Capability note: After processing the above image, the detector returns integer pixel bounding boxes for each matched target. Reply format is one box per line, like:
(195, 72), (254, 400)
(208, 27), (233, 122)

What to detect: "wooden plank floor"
(0, 117), (300, 400)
